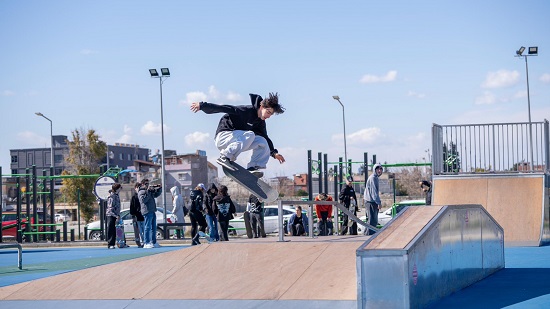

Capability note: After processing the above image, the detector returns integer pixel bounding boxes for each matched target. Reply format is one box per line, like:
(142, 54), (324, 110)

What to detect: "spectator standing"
(315, 193), (334, 236)
(214, 185), (236, 241)
(130, 183), (144, 247)
(339, 176), (359, 235)
(247, 194), (265, 238)
(204, 183), (220, 241)
(106, 183), (122, 249)
(364, 163), (383, 235)
(288, 205), (308, 236)
(170, 185), (187, 238)
(421, 180), (432, 205)
(189, 183), (208, 245)
(138, 179), (162, 248)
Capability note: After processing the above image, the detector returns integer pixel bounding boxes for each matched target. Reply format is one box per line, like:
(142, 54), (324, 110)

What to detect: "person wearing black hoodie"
(129, 183), (144, 247)
(214, 185), (236, 241)
(190, 93), (286, 178)
(204, 183), (220, 241)
(189, 183), (208, 245)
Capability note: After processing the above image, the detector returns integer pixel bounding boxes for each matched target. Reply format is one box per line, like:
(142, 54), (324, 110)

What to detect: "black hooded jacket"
(198, 93), (278, 157)
(204, 183), (218, 216)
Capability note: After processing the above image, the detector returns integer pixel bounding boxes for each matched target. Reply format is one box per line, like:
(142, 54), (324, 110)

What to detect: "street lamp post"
(332, 95), (348, 176)
(515, 46), (538, 170)
(35, 112), (54, 174)
(149, 68), (170, 222)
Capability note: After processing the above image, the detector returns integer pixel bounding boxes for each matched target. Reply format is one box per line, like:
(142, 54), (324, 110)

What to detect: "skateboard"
(132, 216), (142, 247)
(116, 219), (129, 248)
(222, 161), (278, 203)
(198, 231), (213, 243)
(243, 211), (253, 239)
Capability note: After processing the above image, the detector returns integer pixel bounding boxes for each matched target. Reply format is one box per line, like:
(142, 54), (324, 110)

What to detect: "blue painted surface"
(1, 244), (549, 308)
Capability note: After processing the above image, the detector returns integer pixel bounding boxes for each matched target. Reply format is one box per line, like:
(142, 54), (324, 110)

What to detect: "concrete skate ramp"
(0, 237), (364, 301)
(432, 174), (550, 246)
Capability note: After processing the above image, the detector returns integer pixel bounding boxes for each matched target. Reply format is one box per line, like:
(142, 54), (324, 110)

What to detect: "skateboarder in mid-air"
(190, 92), (286, 178)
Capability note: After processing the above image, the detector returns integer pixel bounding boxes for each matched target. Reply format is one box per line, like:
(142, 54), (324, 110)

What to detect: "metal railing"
(432, 120), (549, 174)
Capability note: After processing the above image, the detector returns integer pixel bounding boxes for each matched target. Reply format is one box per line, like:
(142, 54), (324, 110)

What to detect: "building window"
(119, 153), (123, 160)
(11, 155), (18, 163)
(27, 153), (34, 165)
(11, 169), (17, 175)
(54, 154), (63, 164)
(128, 154), (131, 161)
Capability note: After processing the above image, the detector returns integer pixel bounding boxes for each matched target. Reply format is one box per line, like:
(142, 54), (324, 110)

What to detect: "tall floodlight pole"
(515, 46), (538, 170)
(35, 112), (54, 175)
(149, 68), (170, 222)
(332, 95), (348, 175)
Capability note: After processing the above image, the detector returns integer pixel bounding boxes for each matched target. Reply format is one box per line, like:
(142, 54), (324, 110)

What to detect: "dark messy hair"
(219, 185), (229, 196)
(261, 92), (285, 114)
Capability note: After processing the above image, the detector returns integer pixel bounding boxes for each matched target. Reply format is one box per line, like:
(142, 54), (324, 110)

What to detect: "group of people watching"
(106, 178), (162, 249)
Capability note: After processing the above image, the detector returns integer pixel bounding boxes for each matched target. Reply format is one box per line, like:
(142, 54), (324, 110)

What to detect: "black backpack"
(190, 190), (203, 212)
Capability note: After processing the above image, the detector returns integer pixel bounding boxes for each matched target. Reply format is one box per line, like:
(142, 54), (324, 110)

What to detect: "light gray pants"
(215, 130), (270, 169)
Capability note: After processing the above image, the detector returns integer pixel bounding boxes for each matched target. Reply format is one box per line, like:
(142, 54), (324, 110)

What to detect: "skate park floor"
(1, 236), (550, 309)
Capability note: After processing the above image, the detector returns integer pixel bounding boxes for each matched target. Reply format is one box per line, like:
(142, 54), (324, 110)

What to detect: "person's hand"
(190, 102), (201, 113)
(274, 153), (285, 164)
(377, 204), (381, 210)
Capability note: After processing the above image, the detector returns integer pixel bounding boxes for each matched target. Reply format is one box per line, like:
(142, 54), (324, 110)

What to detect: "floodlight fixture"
(528, 46), (538, 55)
(161, 68), (170, 76)
(516, 46), (525, 56)
(149, 69), (159, 77)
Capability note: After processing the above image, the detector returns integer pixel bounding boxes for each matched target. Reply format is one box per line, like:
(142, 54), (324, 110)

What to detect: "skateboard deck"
(243, 211), (253, 239)
(132, 217), (142, 247)
(222, 161), (278, 203)
(116, 219), (128, 248)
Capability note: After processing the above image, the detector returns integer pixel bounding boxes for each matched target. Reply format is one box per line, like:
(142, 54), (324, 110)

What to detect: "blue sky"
(1, 1), (549, 179)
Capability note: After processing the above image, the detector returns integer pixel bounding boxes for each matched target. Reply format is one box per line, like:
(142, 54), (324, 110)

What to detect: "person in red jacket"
(315, 193), (333, 236)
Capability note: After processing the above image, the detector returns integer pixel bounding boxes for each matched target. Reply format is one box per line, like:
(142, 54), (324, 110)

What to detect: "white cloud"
(80, 49), (98, 55)
(345, 127), (383, 145)
(359, 70), (397, 84)
(140, 121), (170, 135)
(2, 90), (15, 96)
(181, 86), (243, 106)
(540, 73), (550, 83)
(481, 70), (519, 89)
(116, 126), (133, 143)
(185, 131), (210, 147)
(226, 91), (242, 102)
(407, 91), (426, 99)
(475, 91), (496, 105)
(17, 131), (49, 147)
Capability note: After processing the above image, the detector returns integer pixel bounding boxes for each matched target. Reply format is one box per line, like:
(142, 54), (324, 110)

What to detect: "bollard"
(84, 226), (88, 240)
(55, 229), (60, 242)
(63, 221), (67, 242)
(70, 229), (75, 242)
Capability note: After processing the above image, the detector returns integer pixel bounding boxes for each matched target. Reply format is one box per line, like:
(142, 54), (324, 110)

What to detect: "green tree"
(60, 128), (107, 223)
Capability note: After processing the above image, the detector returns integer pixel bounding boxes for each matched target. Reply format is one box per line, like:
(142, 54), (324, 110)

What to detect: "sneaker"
(246, 166), (264, 178)
(143, 243), (154, 249)
(153, 243), (161, 248)
(216, 156), (236, 171)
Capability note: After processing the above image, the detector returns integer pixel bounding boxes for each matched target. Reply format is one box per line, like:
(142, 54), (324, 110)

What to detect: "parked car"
(55, 212), (71, 222)
(357, 199), (426, 234)
(85, 207), (173, 241)
(1, 211), (52, 238)
(228, 205), (299, 236)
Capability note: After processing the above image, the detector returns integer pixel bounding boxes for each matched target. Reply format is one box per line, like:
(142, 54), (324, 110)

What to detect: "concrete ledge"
(356, 204), (504, 309)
